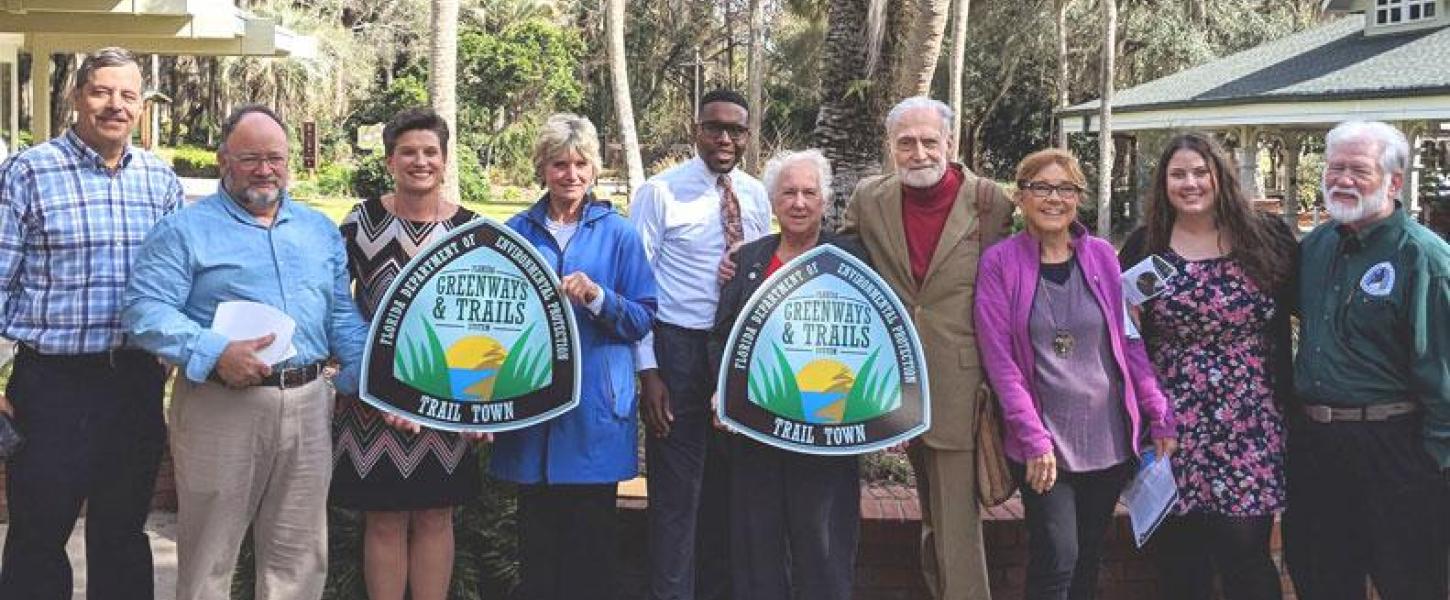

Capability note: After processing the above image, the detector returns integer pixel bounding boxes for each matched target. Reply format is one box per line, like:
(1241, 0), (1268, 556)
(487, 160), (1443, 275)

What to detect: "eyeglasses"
(699, 121), (749, 141)
(233, 154), (289, 171)
(1020, 181), (1083, 199)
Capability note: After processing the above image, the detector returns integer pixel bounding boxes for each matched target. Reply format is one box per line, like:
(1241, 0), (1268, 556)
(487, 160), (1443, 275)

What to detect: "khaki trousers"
(170, 376), (334, 600)
(909, 444), (990, 600)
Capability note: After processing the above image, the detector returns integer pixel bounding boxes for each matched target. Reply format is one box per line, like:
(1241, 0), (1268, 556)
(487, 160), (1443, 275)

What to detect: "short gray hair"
(762, 149), (833, 203)
(885, 96), (953, 138)
(1325, 120), (1410, 177)
(74, 47), (140, 91)
(532, 113), (602, 181)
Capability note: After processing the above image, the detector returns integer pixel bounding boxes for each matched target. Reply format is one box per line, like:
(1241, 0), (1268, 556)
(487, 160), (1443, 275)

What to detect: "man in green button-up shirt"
(1284, 121), (1449, 600)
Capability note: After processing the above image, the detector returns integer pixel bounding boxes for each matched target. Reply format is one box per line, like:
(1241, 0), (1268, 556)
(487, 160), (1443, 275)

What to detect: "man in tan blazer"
(839, 96), (1014, 600)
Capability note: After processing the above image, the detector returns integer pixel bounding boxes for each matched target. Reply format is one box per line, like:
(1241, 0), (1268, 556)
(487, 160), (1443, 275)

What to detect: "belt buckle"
(1305, 405), (1333, 423)
(278, 366), (301, 389)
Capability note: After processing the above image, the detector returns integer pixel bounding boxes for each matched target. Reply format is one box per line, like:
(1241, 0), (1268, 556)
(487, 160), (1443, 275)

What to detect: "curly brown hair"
(1144, 133), (1295, 293)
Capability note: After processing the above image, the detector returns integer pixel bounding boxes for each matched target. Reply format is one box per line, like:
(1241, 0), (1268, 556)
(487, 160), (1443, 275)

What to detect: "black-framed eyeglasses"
(1019, 181), (1083, 199)
(698, 121), (750, 140)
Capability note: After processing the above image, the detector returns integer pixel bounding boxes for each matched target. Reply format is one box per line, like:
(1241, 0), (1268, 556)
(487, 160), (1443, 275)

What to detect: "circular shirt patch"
(1359, 262), (1395, 297)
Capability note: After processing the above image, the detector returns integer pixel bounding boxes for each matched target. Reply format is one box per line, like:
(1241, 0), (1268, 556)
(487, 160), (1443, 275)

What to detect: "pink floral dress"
(1141, 252), (1285, 516)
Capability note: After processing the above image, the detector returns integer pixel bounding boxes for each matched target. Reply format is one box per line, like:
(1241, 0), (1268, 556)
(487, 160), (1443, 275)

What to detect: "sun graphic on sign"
(445, 336), (508, 400)
(796, 359), (855, 424)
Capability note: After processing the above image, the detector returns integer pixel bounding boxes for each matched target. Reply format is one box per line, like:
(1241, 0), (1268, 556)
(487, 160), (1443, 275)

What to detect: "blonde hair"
(532, 113), (602, 183)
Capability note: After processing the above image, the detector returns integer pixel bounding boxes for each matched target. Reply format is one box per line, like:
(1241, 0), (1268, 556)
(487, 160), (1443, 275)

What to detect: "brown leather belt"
(1302, 401), (1418, 423)
(209, 363), (323, 389)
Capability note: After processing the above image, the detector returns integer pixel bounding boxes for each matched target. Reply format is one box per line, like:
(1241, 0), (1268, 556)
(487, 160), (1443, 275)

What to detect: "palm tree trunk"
(429, 0), (460, 202)
(894, 0), (951, 99)
(816, 0), (901, 227)
(745, 0), (766, 174)
(1096, 0), (1116, 235)
(607, 0), (645, 194)
(947, 0), (970, 157)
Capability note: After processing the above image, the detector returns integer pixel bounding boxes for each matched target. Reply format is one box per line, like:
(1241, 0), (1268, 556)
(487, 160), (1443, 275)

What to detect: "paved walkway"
(0, 511), (178, 599)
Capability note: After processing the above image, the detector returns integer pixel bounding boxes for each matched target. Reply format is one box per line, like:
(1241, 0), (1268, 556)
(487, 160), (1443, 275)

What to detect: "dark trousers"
(1283, 414), (1449, 600)
(514, 482), (619, 600)
(1151, 513), (1282, 600)
(1011, 460), (1133, 600)
(0, 347), (167, 600)
(646, 324), (731, 600)
(728, 436), (859, 600)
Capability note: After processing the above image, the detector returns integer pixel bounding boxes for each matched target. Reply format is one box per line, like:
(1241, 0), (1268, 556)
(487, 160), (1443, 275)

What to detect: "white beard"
(1324, 180), (1391, 224)
(899, 161), (947, 188)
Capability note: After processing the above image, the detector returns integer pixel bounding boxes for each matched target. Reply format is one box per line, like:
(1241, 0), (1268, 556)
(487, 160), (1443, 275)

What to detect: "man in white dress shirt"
(630, 89), (772, 600)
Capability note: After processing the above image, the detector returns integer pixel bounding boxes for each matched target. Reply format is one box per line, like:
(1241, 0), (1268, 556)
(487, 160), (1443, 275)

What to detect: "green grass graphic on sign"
(492, 324), (553, 400)
(748, 342), (805, 421)
(841, 348), (901, 423)
(395, 320), (453, 398)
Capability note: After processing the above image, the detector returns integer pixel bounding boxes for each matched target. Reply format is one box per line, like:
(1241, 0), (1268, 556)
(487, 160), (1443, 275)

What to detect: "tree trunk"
(745, 0), (766, 174)
(48, 54), (77, 137)
(893, 0), (951, 99)
(816, 0), (905, 227)
(429, 0), (460, 202)
(1055, 0), (1071, 148)
(607, 0), (645, 194)
(946, 0), (970, 157)
(1096, 0), (1116, 235)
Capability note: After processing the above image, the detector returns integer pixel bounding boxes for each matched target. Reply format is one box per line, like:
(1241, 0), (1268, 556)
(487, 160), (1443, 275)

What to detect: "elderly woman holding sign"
(974, 148), (1176, 600)
(488, 113), (657, 600)
(707, 149), (867, 600)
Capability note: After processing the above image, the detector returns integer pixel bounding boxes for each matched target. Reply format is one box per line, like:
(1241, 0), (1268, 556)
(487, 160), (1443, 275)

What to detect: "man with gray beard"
(1285, 120), (1449, 600)
(122, 104), (369, 600)
(838, 97), (1014, 600)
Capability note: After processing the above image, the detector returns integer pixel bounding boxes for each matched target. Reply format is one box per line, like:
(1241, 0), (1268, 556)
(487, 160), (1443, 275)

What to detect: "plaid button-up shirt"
(0, 128), (183, 354)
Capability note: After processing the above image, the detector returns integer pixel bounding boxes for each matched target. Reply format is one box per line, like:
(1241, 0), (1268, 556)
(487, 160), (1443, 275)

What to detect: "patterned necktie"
(718, 173), (744, 248)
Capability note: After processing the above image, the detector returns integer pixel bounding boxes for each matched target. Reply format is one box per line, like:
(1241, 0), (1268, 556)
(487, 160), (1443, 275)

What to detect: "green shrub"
(169, 145), (219, 178)
(350, 155), (391, 202)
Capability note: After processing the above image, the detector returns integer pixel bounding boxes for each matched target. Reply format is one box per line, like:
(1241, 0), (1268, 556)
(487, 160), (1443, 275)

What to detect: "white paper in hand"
(211, 301), (299, 366)
(1122, 255), (1178, 306)
(1121, 449), (1178, 548)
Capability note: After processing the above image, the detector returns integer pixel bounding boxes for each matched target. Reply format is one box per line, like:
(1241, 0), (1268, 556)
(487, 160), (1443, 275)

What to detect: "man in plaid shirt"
(0, 47), (182, 600)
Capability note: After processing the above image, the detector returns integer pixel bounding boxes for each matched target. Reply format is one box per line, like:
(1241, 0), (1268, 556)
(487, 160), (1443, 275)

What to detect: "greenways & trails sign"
(716, 245), (929, 455)
(360, 218), (580, 433)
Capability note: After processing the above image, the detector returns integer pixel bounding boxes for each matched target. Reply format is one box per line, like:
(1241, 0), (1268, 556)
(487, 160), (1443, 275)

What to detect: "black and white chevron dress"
(330, 197), (482, 510)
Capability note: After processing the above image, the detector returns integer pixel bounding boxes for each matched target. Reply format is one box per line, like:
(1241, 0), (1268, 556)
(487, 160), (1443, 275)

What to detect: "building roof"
(1061, 16), (1450, 117)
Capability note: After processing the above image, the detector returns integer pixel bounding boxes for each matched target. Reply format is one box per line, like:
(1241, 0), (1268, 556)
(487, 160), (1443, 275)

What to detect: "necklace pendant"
(1052, 330), (1075, 357)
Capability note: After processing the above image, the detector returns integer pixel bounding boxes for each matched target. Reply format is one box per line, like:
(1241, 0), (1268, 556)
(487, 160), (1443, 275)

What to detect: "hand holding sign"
(560, 272), (602, 306)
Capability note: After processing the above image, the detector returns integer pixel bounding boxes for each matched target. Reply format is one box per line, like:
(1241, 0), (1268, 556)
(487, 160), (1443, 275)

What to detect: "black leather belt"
(1302, 401), (1418, 423)
(18, 344), (151, 369)
(209, 363), (323, 389)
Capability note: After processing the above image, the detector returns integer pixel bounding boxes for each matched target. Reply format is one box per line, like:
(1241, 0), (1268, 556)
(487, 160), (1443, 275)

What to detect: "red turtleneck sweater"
(901, 164), (964, 285)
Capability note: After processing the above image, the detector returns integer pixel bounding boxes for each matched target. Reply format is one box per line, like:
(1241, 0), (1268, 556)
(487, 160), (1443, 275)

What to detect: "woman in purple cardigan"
(975, 149), (1177, 600)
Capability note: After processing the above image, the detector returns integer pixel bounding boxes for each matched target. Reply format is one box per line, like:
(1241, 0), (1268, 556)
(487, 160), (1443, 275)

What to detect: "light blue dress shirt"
(122, 189), (368, 394)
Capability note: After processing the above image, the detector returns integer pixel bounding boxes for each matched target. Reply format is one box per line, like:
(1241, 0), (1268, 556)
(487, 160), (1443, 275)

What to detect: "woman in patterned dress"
(1120, 133), (1298, 600)
(330, 108), (482, 600)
